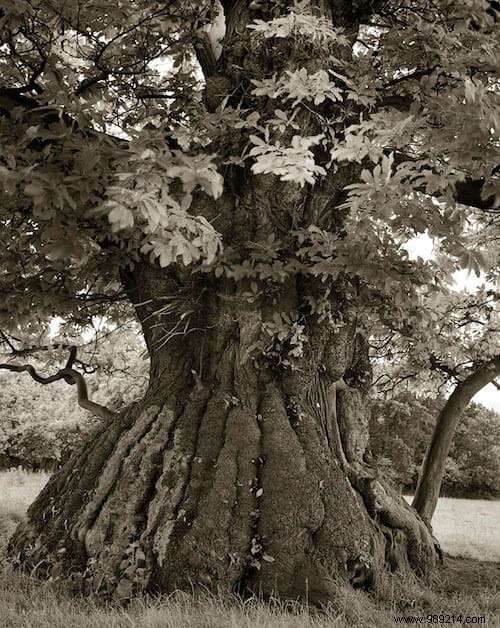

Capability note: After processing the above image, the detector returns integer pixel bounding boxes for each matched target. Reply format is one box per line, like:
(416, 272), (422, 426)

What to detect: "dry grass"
(0, 560), (498, 628)
(0, 471), (498, 627)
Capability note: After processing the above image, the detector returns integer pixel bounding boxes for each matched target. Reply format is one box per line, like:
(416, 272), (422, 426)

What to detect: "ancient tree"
(1, 0), (499, 603)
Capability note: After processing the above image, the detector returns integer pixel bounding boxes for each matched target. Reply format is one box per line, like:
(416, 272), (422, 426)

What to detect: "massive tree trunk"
(413, 356), (500, 524)
(8, 1), (439, 604)
(8, 263), (437, 603)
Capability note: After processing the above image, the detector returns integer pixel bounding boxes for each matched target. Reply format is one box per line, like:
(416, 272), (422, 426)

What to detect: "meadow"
(429, 497), (500, 562)
(404, 495), (500, 562)
(0, 468), (51, 550)
(0, 470), (499, 628)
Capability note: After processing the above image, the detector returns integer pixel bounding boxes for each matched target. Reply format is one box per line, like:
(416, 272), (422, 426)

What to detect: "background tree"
(371, 289), (499, 522)
(368, 394), (434, 489)
(443, 401), (500, 498)
(0, 0), (499, 604)
(413, 353), (500, 522)
(368, 393), (500, 498)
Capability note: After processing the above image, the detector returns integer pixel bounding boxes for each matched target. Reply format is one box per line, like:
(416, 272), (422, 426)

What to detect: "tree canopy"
(368, 392), (500, 497)
(0, 0), (499, 357)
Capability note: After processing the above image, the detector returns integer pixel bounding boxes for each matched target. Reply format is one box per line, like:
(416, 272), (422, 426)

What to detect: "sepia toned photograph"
(0, 1), (498, 625)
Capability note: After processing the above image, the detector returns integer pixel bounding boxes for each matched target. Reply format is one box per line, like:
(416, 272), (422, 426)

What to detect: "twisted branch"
(0, 347), (116, 421)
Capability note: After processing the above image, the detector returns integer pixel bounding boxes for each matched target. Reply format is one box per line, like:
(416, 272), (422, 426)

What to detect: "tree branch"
(383, 66), (439, 89)
(413, 353), (500, 523)
(0, 339), (72, 358)
(0, 347), (116, 421)
(389, 150), (500, 211)
(429, 354), (461, 382)
(0, 335), (98, 374)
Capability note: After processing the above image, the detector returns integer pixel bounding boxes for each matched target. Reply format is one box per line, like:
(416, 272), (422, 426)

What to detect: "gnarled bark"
(8, 263), (438, 604)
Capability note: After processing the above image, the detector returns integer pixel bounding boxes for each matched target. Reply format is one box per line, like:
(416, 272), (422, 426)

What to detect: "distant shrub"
(0, 418), (98, 471)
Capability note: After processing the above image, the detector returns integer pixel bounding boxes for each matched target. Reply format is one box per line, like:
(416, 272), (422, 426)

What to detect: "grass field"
(0, 468), (50, 550)
(404, 495), (500, 562)
(429, 497), (500, 562)
(0, 470), (499, 627)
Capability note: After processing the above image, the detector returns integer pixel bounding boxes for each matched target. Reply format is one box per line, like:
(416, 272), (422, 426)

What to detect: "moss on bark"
(8, 294), (438, 604)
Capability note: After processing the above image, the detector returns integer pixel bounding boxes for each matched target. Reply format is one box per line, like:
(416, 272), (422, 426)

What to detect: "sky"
(474, 384), (499, 412)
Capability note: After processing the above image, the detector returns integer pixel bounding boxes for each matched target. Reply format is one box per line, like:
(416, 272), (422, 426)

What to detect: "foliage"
(445, 403), (500, 497)
(0, 0), (498, 357)
(0, 366), (89, 469)
(372, 288), (499, 395)
(368, 394), (500, 498)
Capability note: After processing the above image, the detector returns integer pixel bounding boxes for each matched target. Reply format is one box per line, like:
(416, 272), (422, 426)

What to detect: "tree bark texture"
(8, 262), (438, 603)
(413, 356), (500, 525)
(8, 1), (439, 604)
